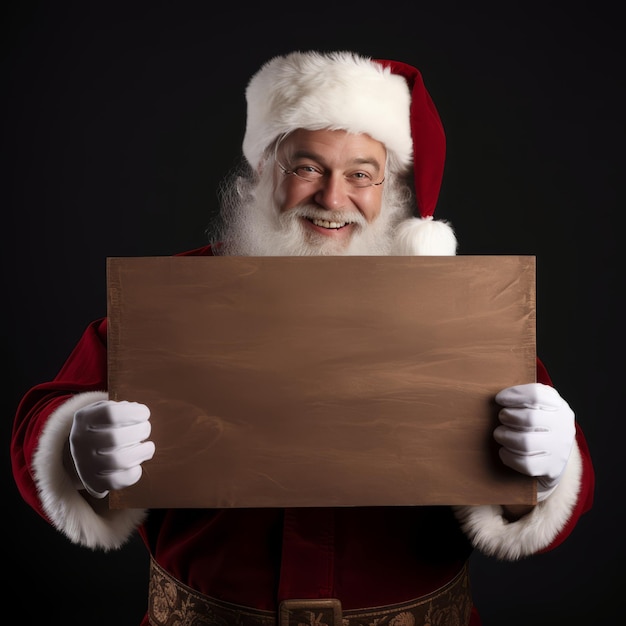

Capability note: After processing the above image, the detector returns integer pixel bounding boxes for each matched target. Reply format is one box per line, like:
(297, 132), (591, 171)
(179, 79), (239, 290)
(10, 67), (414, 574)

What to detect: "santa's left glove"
(68, 399), (156, 499)
(494, 383), (576, 501)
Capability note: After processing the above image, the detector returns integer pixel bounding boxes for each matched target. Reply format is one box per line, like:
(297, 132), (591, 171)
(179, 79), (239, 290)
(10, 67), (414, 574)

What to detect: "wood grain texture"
(107, 255), (536, 509)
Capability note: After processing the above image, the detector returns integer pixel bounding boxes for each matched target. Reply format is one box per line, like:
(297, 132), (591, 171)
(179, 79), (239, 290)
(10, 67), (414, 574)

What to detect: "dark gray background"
(2, 1), (622, 624)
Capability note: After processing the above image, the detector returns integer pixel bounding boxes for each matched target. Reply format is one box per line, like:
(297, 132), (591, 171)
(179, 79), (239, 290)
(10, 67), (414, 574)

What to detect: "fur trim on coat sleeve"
(452, 440), (583, 561)
(32, 390), (147, 551)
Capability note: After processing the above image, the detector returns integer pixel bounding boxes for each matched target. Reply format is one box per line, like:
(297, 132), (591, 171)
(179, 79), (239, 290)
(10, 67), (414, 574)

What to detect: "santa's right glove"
(68, 399), (156, 498)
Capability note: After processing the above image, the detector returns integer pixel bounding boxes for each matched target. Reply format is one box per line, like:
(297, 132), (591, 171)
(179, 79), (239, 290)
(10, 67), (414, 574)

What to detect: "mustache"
(283, 204), (368, 227)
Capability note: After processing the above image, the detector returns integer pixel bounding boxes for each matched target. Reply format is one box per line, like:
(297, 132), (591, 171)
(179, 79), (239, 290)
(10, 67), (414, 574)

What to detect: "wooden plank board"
(107, 255), (537, 509)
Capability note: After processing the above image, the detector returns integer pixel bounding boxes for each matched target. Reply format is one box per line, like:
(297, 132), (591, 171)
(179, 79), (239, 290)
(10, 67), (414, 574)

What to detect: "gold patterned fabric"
(148, 556), (473, 626)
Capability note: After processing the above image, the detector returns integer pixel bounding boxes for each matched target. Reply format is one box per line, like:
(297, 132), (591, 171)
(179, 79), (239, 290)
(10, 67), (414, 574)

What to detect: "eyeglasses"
(276, 160), (385, 189)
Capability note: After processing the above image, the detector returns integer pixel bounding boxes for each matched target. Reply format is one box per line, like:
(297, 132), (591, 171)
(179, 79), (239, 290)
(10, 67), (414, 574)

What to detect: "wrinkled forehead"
(275, 128), (388, 168)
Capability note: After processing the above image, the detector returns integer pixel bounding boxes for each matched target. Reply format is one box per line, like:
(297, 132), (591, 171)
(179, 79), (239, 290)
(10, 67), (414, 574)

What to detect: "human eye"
(293, 164), (324, 180)
(347, 170), (375, 185)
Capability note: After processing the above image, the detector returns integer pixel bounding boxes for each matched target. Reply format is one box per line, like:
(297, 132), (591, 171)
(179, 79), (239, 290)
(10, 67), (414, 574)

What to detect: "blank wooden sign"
(107, 255), (536, 509)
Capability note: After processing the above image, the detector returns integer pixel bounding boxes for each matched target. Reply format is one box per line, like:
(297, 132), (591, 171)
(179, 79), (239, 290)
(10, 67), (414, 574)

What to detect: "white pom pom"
(391, 217), (457, 256)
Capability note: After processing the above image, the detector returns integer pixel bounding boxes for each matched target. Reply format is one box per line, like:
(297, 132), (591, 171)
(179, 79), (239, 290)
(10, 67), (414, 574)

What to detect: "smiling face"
(215, 127), (414, 257)
(273, 129), (388, 251)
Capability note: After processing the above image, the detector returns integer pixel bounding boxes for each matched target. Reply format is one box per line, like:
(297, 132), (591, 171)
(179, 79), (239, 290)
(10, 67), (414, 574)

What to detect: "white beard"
(215, 165), (412, 257)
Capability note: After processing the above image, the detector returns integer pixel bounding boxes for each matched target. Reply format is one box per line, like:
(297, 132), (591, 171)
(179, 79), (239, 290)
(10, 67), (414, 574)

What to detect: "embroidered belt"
(148, 556), (473, 626)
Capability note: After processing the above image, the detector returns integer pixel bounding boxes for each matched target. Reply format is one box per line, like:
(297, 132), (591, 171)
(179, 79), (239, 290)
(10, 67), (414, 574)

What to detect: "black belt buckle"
(279, 598), (342, 626)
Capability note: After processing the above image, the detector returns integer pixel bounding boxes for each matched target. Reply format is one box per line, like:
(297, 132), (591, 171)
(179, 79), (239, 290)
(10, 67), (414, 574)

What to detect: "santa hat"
(243, 50), (457, 255)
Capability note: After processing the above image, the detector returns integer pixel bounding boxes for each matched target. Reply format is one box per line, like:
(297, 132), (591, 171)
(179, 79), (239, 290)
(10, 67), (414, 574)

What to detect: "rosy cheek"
(368, 206), (382, 223)
(278, 184), (309, 214)
(360, 195), (383, 223)
(272, 184), (290, 213)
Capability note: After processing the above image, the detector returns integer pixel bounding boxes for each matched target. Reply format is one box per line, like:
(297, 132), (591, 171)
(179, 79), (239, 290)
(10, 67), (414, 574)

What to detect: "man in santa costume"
(11, 51), (594, 625)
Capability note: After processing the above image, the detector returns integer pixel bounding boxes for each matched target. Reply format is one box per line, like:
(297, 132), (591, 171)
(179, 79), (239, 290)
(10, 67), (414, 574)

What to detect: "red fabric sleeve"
(536, 357), (595, 552)
(10, 318), (109, 520)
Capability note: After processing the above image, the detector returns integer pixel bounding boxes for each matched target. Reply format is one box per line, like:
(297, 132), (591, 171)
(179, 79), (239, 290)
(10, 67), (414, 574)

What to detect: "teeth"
(311, 218), (347, 229)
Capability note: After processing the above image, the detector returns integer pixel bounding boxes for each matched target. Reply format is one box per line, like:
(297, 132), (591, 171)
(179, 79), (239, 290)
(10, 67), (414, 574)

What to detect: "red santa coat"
(11, 246), (595, 625)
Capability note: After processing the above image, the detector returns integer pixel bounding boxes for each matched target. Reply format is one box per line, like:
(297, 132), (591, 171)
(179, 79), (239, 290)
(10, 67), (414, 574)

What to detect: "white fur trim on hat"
(243, 51), (412, 171)
(32, 391), (146, 551)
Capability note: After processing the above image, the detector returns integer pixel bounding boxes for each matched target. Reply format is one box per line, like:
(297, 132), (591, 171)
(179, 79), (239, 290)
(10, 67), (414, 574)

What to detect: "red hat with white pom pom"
(243, 50), (457, 255)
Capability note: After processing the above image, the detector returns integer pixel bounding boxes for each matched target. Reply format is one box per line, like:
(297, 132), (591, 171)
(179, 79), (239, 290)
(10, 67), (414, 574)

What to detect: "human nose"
(313, 173), (351, 210)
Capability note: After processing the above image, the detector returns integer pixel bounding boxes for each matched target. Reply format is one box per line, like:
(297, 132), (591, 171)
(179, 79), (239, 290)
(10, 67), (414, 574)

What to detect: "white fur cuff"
(452, 441), (584, 561)
(32, 391), (147, 551)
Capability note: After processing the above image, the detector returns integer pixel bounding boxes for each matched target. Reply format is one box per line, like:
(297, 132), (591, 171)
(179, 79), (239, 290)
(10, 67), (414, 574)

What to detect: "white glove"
(68, 400), (156, 499)
(494, 383), (575, 502)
